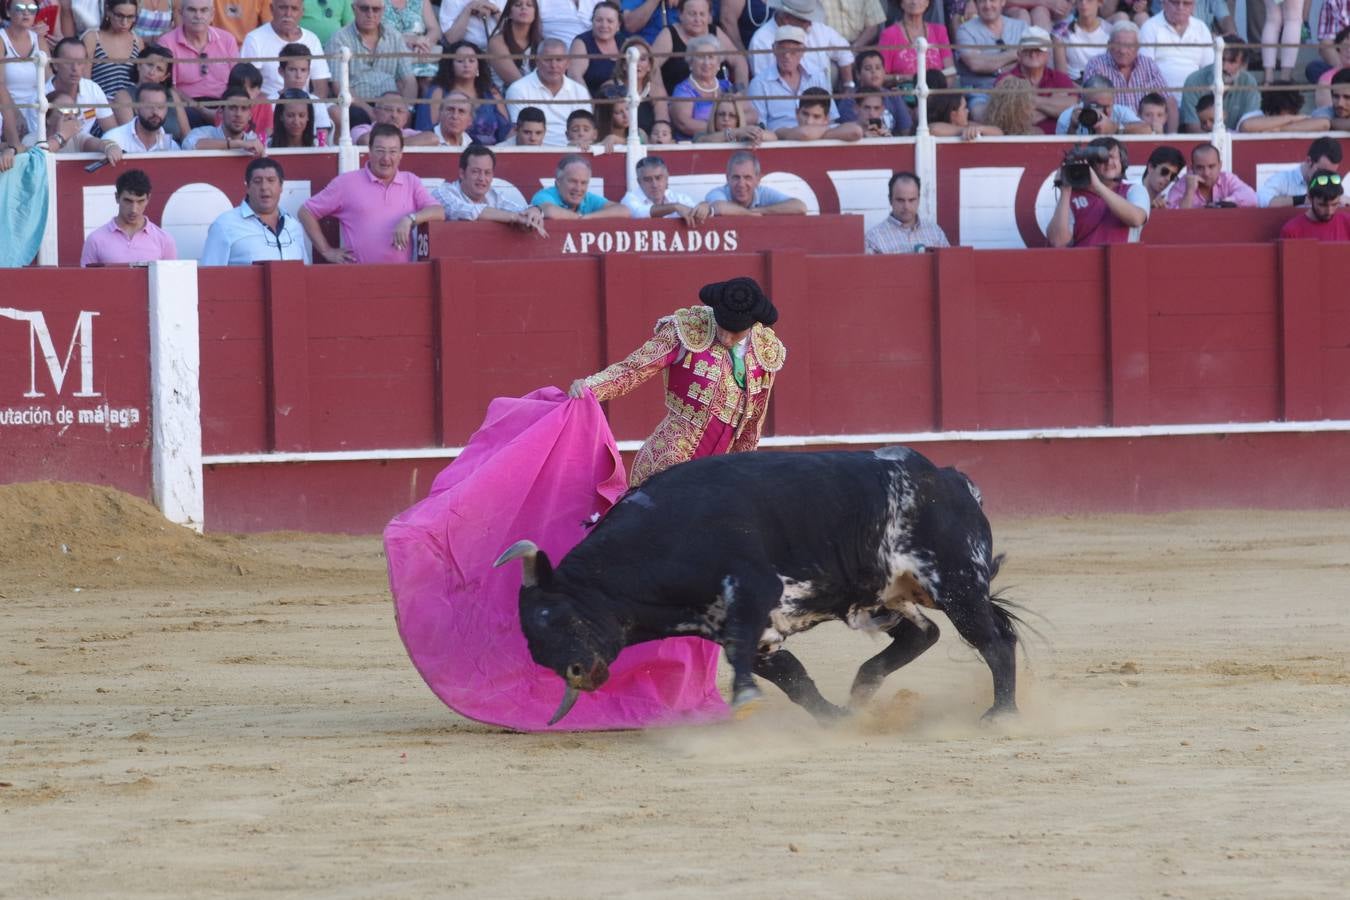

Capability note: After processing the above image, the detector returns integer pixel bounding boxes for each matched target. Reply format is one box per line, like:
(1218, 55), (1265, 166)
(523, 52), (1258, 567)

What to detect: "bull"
(494, 447), (1023, 726)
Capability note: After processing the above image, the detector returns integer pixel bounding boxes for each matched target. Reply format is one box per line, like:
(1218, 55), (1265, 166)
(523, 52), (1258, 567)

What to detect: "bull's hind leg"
(944, 602), (1018, 719)
(848, 613), (941, 708)
(754, 650), (848, 723)
(720, 572), (781, 709)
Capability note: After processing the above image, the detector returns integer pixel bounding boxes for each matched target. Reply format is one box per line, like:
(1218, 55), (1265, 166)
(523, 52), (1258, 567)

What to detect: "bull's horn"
(548, 683), (580, 726)
(493, 540), (540, 586)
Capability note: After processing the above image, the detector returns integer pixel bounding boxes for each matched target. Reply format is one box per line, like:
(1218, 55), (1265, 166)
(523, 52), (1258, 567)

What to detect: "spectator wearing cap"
(622, 156), (710, 223)
(80, 169), (178, 266)
(747, 0), (855, 85)
(705, 149), (808, 216)
(531, 155), (631, 219)
(201, 158), (310, 265)
(1138, 0), (1214, 101)
(1166, 142), (1258, 208)
(1258, 138), (1345, 208)
(504, 38), (592, 146)
(865, 171), (950, 254)
(747, 26), (836, 130)
(567, 276), (787, 488)
(774, 86), (863, 140)
(1279, 170), (1350, 241)
(994, 27), (1076, 134)
(1082, 22), (1176, 130)
(1056, 76), (1151, 135)
(298, 123), (445, 263)
(434, 145), (549, 235)
(1180, 44), (1258, 132)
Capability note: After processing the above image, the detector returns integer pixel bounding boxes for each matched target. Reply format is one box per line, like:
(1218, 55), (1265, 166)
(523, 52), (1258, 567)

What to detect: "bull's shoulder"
(750, 324), (786, 373)
(658, 306), (716, 352)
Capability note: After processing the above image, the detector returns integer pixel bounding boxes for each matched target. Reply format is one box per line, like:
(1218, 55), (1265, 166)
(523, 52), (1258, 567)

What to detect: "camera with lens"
(1075, 102), (1103, 134)
(1060, 144), (1111, 190)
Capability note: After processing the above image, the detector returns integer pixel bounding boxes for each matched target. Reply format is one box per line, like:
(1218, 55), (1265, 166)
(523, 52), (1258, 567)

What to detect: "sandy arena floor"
(2, 484), (1349, 898)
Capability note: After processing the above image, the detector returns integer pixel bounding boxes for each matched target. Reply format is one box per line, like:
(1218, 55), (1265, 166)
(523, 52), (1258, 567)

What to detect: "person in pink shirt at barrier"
(1166, 143), (1258, 209)
(297, 123), (445, 264)
(157, 0), (241, 107)
(80, 169), (178, 267)
(1279, 171), (1350, 242)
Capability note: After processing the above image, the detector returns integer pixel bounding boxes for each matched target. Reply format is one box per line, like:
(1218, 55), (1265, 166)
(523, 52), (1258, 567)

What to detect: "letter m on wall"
(0, 308), (101, 398)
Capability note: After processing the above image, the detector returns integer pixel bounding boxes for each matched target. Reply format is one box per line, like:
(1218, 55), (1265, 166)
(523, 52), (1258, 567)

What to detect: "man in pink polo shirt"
(298, 123), (444, 264)
(157, 0), (241, 107)
(80, 170), (179, 267)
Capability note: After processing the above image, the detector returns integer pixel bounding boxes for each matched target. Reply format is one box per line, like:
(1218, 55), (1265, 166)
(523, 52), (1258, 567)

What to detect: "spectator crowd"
(0, 0), (1347, 260)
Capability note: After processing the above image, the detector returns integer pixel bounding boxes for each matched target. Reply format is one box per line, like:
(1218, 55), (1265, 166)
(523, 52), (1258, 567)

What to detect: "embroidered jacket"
(584, 306), (787, 485)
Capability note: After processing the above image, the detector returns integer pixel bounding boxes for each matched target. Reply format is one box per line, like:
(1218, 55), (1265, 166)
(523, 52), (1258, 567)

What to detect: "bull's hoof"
(980, 703), (1018, 723)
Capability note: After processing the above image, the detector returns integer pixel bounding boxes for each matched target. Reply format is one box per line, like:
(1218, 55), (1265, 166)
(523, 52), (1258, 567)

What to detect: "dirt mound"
(0, 482), (385, 593)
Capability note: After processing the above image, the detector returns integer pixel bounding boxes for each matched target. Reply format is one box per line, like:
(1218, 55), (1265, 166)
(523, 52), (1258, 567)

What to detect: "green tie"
(730, 342), (746, 389)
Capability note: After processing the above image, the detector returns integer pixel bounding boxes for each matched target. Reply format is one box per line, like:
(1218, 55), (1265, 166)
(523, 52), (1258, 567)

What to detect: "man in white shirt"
(101, 84), (180, 152)
(538, 0), (599, 46)
(182, 87), (267, 153)
(1258, 137), (1344, 207)
(747, 27), (836, 129)
(433, 91), (474, 147)
(1138, 0), (1214, 100)
(433, 144), (548, 235)
(621, 155), (710, 222)
(748, 0), (854, 84)
(504, 38), (592, 146)
(241, 0), (333, 97)
(43, 38), (116, 136)
(201, 158), (311, 264)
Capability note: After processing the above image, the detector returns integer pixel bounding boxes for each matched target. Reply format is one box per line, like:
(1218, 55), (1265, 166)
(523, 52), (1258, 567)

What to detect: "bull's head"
(493, 540), (623, 726)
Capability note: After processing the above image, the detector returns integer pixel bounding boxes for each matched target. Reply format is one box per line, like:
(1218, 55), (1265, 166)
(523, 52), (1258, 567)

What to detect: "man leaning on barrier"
(201, 157), (310, 265)
(434, 144), (548, 235)
(530, 154), (631, 220)
(704, 149), (807, 217)
(621, 155), (710, 223)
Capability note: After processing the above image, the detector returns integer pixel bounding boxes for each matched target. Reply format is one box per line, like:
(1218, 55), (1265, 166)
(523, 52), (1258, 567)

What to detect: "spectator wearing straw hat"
(994, 26), (1076, 134)
(747, 0), (855, 84)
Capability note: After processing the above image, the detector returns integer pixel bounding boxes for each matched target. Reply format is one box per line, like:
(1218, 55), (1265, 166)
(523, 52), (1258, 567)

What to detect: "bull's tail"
(985, 553), (1049, 651)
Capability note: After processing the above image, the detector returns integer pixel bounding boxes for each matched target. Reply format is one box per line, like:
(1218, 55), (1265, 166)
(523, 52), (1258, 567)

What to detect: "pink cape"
(384, 387), (728, 732)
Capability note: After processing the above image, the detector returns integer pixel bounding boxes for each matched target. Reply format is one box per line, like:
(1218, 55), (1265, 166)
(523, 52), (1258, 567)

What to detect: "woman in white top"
(2, 1), (42, 138)
(1052, 0), (1109, 83)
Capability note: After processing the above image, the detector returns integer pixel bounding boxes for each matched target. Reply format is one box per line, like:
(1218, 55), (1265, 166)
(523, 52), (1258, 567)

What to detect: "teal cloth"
(0, 147), (48, 267)
(730, 342), (746, 389)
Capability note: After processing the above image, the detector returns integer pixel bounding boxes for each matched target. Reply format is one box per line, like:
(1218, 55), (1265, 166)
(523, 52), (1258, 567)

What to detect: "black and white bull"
(494, 447), (1023, 726)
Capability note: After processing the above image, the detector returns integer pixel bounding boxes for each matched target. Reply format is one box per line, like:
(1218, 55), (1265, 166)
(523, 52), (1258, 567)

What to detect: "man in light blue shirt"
(200, 158), (310, 265)
(704, 150), (807, 215)
(530, 155), (631, 219)
(746, 26), (836, 130)
(1055, 77), (1152, 136)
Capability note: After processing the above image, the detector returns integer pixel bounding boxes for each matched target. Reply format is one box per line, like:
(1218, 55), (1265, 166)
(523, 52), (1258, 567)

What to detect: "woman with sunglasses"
(111, 45), (191, 139)
(83, 0), (142, 102)
(2, 0), (43, 141)
(417, 40), (510, 141)
(270, 88), (318, 146)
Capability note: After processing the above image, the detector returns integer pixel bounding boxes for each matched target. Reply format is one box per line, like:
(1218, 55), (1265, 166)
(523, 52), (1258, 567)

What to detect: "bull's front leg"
(720, 573), (777, 709)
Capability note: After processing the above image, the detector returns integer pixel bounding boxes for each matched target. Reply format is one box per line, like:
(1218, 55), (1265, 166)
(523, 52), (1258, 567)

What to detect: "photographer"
(1054, 77), (1153, 136)
(1047, 136), (1150, 247)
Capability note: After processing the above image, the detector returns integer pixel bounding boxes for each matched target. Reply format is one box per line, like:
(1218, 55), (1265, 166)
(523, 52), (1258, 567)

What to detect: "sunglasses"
(1309, 172), (1343, 188)
(199, 50), (208, 75)
(12, 2), (40, 13)
(1156, 167), (1179, 181)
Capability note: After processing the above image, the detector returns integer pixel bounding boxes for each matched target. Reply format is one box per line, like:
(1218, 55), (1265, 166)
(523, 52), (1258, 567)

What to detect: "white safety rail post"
(914, 38), (938, 225)
(336, 47), (359, 173)
(624, 44), (644, 194)
(148, 260), (205, 531)
(35, 51), (58, 265)
(1211, 36), (1233, 170)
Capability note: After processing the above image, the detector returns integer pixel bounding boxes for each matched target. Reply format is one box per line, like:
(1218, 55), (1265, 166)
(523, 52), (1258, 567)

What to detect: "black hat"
(698, 277), (778, 332)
